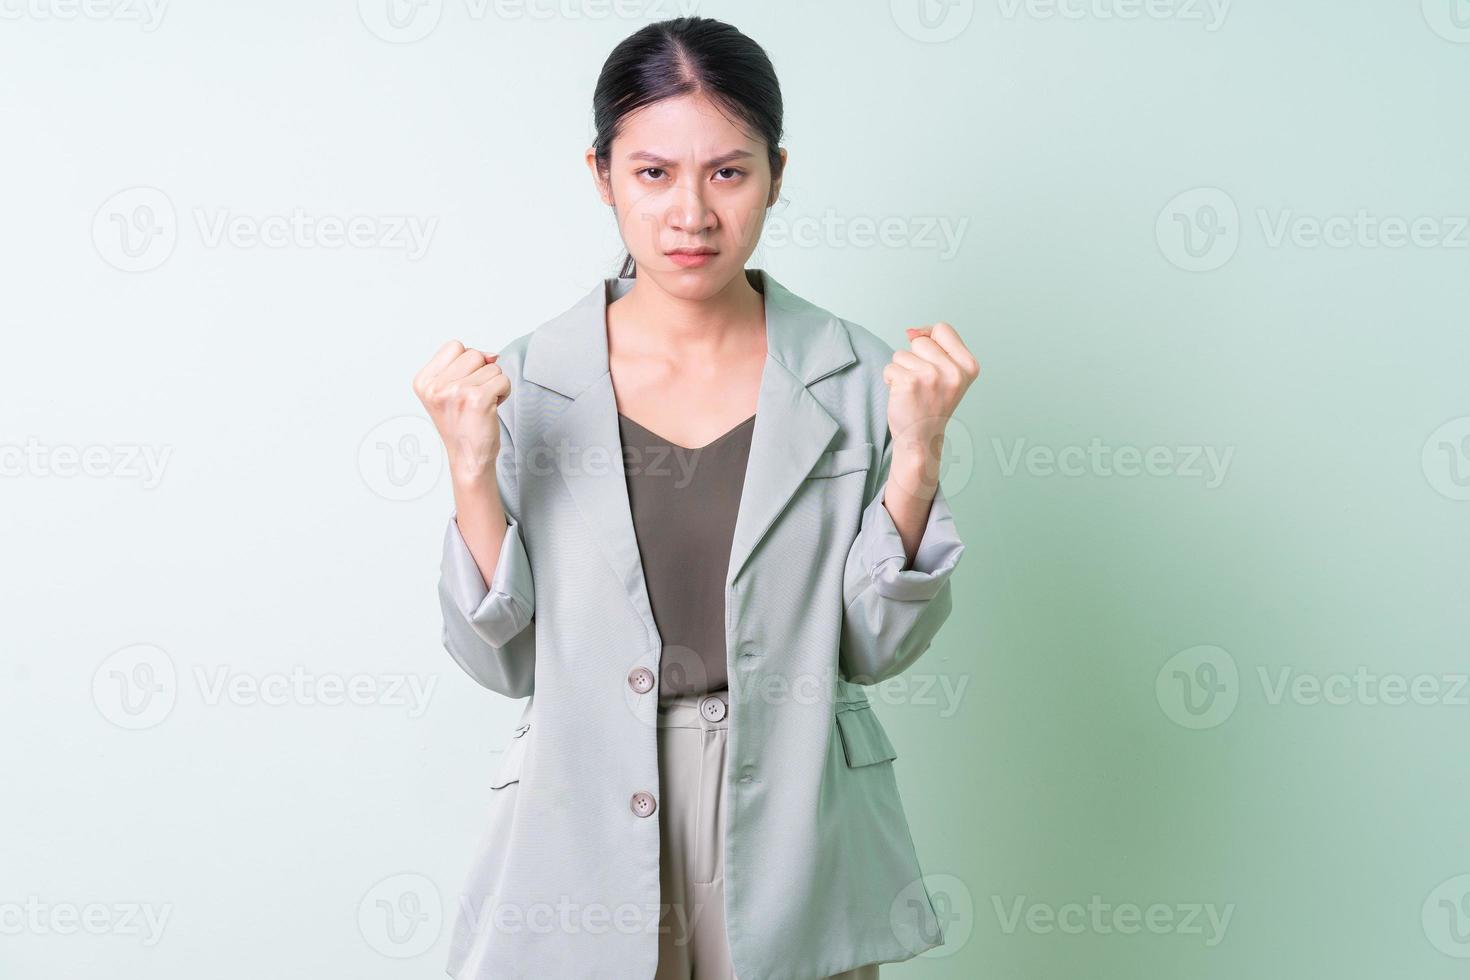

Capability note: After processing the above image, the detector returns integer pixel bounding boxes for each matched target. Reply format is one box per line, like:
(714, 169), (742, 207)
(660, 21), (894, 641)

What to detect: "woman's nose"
(665, 184), (716, 233)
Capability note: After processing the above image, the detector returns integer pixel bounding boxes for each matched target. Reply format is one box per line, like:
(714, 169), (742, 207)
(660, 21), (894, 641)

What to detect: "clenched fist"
(412, 340), (511, 482)
(884, 321), (980, 487)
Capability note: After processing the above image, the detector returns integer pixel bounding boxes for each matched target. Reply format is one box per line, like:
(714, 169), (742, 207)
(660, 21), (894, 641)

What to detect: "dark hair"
(591, 16), (785, 279)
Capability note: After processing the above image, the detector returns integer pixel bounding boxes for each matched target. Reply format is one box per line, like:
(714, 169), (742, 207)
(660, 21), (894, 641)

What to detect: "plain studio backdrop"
(3, 1), (1469, 977)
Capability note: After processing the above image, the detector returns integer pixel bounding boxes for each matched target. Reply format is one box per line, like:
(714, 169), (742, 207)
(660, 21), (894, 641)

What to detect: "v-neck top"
(617, 412), (756, 703)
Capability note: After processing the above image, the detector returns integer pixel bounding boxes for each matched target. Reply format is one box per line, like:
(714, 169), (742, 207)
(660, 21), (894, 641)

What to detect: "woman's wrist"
(449, 456), (499, 489)
(889, 439), (942, 500)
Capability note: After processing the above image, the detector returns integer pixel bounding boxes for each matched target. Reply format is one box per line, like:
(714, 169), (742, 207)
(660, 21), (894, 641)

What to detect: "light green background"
(2, 1), (1468, 977)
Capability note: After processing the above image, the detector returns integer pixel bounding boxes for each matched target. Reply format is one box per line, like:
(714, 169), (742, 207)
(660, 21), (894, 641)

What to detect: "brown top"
(618, 411), (756, 703)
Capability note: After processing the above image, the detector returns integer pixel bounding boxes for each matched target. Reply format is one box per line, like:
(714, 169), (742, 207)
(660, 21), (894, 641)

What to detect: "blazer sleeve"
(838, 429), (966, 686)
(437, 405), (536, 699)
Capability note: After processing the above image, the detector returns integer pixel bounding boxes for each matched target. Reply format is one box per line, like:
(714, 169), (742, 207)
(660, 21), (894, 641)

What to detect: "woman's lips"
(667, 251), (716, 268)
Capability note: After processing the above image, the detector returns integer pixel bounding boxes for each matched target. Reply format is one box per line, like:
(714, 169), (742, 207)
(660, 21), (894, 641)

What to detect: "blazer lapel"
(522, 268), (857, 646)
(725, 272), (857, 586)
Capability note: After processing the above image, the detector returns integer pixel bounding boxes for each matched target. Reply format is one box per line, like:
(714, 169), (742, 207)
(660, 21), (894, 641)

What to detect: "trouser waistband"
(656, 688), (730, 730)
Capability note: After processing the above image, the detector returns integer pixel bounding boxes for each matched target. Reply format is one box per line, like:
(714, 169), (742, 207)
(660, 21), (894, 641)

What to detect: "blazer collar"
(522, 268), (855, 399)
(521, 268), (860, 653)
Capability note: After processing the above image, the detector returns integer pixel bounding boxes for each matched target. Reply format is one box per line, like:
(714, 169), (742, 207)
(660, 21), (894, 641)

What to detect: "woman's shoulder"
(832, 314), (897, 369)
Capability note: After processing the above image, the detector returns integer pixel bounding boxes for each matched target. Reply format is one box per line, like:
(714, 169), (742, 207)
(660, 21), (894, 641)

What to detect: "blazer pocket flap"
(490, 721), (531, 789)
(835, 703), (898, 767)
(807, 443), (874, 480)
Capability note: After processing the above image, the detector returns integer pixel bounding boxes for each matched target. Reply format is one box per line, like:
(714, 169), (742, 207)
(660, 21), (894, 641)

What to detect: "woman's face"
(588, 92), (785, 298)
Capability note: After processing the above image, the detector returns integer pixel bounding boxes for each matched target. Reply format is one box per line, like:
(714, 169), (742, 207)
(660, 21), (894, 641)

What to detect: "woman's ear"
(767, 146), (788, 208)
(585, 146), (614, 207)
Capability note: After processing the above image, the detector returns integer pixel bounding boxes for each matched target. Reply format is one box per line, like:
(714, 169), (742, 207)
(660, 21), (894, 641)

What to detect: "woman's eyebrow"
(627, 149), (756, 168)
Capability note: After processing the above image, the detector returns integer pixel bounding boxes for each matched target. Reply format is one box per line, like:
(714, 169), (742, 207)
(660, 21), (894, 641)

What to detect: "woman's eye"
(638, 167), (666, 180)
(714, 168), (744, 181)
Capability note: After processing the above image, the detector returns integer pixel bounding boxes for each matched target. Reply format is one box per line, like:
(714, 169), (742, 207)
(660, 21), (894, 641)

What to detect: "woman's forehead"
(614, 94), (760, 149)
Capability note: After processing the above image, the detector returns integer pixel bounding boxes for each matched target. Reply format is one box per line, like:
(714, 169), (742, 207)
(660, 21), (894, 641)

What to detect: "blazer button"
(699, 694), (727, 722)
(627, 666), (655, 694)
(630, 791), (656, 817)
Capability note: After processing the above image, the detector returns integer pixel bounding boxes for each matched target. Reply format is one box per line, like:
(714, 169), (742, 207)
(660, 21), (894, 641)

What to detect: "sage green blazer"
(437, 268), (966, 980)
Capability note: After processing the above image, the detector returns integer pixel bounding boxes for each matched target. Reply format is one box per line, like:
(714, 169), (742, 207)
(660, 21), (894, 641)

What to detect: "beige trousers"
(654, 689), (880, 980)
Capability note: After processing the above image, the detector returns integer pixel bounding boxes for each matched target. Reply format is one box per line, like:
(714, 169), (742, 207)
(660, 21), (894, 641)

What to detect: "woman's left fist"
(882, 321), (980, 476)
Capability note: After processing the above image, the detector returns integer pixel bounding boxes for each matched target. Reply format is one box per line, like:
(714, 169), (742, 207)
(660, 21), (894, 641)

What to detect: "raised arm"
(414, 341), (536, 698)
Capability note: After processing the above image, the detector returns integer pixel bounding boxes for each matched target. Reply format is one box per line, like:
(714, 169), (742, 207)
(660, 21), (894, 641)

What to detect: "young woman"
(414, 16), (978, 980)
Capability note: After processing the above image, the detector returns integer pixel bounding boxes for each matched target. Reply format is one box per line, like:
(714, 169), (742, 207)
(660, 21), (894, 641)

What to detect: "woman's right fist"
(412, 340), (511, 481)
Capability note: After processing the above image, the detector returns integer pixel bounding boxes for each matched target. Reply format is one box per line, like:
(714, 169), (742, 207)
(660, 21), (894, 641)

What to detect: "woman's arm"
(416, 341), (537, 698)
(437, 423), (537, 698)
(837, 431), (965, 686)
(450, 462), (510, 586)
(838, 321), (977, 686)
(879, 447), (942, 570)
